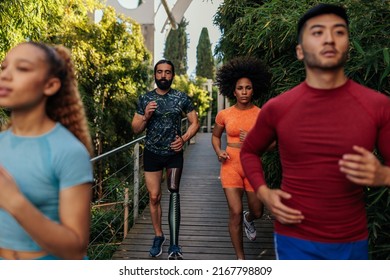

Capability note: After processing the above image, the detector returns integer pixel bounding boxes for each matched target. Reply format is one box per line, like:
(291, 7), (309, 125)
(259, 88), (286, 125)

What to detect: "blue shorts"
(274, 233), (368, 260)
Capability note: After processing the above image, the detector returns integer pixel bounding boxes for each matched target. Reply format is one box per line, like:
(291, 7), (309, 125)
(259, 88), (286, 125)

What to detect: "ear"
(296, 44), (304, 61)
(43, 77), (61, 96)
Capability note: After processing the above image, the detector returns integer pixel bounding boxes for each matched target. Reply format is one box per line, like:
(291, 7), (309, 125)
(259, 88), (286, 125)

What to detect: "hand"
(339, 145), (389, 186)
(217, 150), (230, 162)
(257, 186), (304, 224)
(144, 101), (157, 120)
(170, 135), (184, 152)
(0, 165), (22, 211)
(239, 129), (247, 142)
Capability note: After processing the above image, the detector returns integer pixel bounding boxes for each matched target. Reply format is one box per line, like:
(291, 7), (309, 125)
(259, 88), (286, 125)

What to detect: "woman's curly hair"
(215, 56), (272, 101)
(29, 42), (94, 156)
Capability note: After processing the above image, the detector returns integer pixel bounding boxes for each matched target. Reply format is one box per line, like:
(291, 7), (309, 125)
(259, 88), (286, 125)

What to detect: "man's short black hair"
(154, 59), (175, 76)
(297, 3), (349, 41)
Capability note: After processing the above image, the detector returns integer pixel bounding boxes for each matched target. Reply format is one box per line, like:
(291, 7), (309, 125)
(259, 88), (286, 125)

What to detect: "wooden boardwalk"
(112, 132), (275, 260)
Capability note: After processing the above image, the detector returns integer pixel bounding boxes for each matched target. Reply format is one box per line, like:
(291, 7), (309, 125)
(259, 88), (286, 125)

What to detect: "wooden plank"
(112, 133), (276, 260)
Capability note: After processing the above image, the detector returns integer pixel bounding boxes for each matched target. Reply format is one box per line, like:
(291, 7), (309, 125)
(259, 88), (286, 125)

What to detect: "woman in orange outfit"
(212, 57), (271, 259)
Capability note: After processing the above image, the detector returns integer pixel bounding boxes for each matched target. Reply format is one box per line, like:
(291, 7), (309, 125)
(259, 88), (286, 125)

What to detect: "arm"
(171, 110), (200, 152)
(339, 146), (390, 186)
(131, 113), (147, 134)
(0, 166), (91, 259)
(182, 110), (200, 143)
(240, 114), (274, 190)
(240, 129), (276, 150)
(241, 111), (304, 224)
(339, 112), (390, 187)
(212, 124), (230, 162)
(131, 100), (157, 134)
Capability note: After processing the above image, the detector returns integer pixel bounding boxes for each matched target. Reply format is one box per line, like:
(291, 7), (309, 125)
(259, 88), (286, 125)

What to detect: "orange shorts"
(219, 147), (255, 192)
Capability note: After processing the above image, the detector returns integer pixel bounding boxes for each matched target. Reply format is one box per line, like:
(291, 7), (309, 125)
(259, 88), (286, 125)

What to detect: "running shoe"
(149, 235), (166, 257)
(168, 245), (183, 260)
(243, 211), (256, 241)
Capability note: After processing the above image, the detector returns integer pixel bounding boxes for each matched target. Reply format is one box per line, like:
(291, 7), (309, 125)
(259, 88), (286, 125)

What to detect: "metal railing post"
(133, 143), (140, 223)
(123, 188), (129, 239)
(206, 79), (213, 132)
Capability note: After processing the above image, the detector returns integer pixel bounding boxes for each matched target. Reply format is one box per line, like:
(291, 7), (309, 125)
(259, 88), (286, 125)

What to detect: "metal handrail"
(91, 117), (189, 163)
(91, 136), (146, 163)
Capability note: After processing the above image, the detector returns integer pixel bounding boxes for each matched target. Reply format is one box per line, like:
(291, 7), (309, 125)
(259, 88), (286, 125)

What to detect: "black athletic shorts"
(143, 148), (184, 172)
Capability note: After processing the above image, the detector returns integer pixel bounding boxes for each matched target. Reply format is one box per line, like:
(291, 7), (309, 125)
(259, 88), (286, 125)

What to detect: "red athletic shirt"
(241, 80), (390, 242)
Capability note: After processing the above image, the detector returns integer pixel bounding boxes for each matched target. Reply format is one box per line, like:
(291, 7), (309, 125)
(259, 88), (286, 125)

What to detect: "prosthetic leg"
(167, 168), (183, 259)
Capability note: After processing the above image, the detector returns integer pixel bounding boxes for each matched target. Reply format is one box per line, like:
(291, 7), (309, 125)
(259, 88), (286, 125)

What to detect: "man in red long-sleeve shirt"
(241, 3), (390, 260)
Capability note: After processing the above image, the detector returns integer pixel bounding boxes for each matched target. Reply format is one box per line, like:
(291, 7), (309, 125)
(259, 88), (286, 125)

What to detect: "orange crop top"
(215, 105), (260, 144)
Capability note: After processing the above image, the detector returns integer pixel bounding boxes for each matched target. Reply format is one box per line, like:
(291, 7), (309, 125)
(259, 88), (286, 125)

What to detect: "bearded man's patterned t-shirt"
(136, 88), (195, 156)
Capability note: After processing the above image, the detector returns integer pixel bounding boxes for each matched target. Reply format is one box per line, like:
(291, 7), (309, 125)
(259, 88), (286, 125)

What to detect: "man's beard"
(303, 49), (348, 71)
(155, 78), (173, 90)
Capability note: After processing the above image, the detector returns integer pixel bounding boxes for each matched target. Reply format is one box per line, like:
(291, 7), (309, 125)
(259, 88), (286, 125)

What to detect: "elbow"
(131, 125), (141, 135)
(70, 236), (90, 260)
(131, 120), (141, 135)
(60, 242), (89, 260)
(49, 247), (88, 260)
(195, 118), (200, 130)
(65, 250), (88, 260)
(52, 232), (90, 260)
(189, 120), (200, 134)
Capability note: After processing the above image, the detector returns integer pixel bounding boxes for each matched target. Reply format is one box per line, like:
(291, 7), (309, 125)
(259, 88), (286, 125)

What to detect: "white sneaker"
(243, 211), (256, 241)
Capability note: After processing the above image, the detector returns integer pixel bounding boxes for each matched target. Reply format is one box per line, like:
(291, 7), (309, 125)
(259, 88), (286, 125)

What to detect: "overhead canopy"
(161, 0), (193, 32)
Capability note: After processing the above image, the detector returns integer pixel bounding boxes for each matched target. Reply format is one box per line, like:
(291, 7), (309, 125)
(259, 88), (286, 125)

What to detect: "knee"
(251, 210), (263, 219)
(149, 194), (161, 206)
(250, 204), (264, 219)
(168, 185), (179, 193)
(229, 210), (242, 225)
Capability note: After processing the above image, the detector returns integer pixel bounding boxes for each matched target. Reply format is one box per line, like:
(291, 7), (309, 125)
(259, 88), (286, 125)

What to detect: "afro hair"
(215, 56), (272, 101)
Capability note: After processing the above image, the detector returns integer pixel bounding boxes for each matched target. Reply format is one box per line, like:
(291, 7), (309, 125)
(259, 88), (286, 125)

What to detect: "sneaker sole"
(244, 228), (256, 241)
(168, 253), (183, 260)
(243, 211), (257, 241)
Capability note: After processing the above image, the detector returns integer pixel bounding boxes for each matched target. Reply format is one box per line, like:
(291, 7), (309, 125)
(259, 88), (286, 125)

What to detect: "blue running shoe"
(149, 235), (166, 257)
(168, 245), (183, 260)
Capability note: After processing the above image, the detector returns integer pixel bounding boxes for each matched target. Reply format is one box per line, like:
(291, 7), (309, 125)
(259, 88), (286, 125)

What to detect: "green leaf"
(379, 64), (390, 85)
(352, 39), (365, 55)
(383, 48), (390, 65)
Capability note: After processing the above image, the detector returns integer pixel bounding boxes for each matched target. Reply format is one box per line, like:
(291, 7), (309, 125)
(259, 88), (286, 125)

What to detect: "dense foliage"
(0, 0), (64, 52)
(50, 6), (153, 154)
(0, 0), (153, 154)
(214, 0), (390, 259)
(214, 0), (389, 105)
(172, 75), (212, 120)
